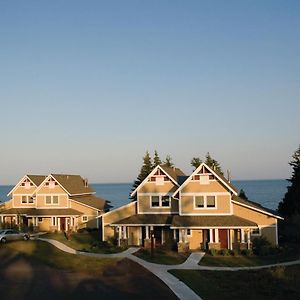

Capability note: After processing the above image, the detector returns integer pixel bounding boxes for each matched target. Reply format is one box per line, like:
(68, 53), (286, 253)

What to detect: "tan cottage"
(0, 174), (110, 231)
(101, 163), (282, 251)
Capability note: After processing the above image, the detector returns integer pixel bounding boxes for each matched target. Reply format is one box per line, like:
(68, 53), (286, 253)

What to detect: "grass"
(200, 242), (300, 267)
(43, 231), (126, 254)
(2, 240), (116, 272)
(170, 266), (300, 300)
(134, 247), (189, 265)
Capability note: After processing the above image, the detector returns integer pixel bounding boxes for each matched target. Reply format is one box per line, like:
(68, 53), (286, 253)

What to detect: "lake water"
(0, 180), (288, 211)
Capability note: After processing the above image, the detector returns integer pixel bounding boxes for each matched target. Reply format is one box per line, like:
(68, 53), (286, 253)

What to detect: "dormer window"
(45, 177), (57, 188)
(148, 168), (170, 184)
(21, 178), (32, 189)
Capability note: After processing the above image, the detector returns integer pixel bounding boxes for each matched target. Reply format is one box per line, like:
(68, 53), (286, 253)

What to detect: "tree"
(164, 155), (174, 167)
(278, 145), (300, 217)
(153, 150), (162, 167)
(205, 152), (223, 175)
(131, 151), (153, 201)
(190, 157), (202, 170)
(238, 189), (248, 200)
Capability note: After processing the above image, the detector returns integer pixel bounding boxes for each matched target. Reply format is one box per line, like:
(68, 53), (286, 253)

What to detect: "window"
(82, 216), (88, 222)
(207, 196), (216, 208)
(53, 196), (58, 204)
(194, 195), (217, 209)
(195, 196), (204, 208)
(22, 196), (28, 204)
(28, 196), (34, 204)
(187, 229), (192, 236)
(151, 195), (171, 208)
(251, 228), (261, 236)
(21, 195), (34, 204)
(151, 196), (160, 207)
(45, 195), (59, 205)
(161, 196), (170, 207)
(38, 217), (43, 223)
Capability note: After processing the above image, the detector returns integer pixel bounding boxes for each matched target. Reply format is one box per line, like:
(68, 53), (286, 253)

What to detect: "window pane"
(28, 197), (34, 203)
(161, 196), (170, 207)
(207, 196), (216, 207)
(53, 196), (58, 204)
(22, 196), (27, 203)
(46, 196), (51, 204)
(151, 196), (160, 207)
(195, 196), (204, 208)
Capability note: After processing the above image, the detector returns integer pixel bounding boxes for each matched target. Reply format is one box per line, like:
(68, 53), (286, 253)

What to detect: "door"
(153, 227), (162, 246)
(60, 217), (66, 231)
(219, 229), (228, 249)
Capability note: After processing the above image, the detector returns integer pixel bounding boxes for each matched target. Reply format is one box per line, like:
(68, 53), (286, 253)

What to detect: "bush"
(209, 249), (218, 256)
(241, 249), (253, 256)
(252, 236), (272, 256)
(232, 249), (240, 256)
(220, 249), (231, 256)
(270, 266), (286, 280)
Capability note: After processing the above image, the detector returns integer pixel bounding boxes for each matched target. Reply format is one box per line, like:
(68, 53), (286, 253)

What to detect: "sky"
(0, 0), (299, 185)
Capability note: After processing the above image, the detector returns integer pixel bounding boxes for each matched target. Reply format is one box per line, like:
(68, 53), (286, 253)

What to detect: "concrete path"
(33, 237), (300, 300)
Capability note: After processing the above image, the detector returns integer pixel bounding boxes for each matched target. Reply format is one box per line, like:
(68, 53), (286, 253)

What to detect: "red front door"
(219, 229), (228, 249)
(60, 217), (66, 231)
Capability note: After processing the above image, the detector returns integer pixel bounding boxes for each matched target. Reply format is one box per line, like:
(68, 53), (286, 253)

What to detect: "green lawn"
(170, 266), (300, 300)
(134, 247), (189, 265)
(43, 232), (126, 253)
(2, 240), (116, 272)
(200, 242), (300, 267)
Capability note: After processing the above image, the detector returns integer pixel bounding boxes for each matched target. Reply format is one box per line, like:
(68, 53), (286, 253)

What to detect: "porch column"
(229, 229), (233, 250)
(35, 217), (38, 227)
(184, 229), (188, 243)
(58, 218), (61, 231)
(139, 227), (143, 245)
(209, 229), (214, 243)
(123, 226), (127, 239)
(173, 229), (177, 241)
(118, 226), (121, 247)
(161, 228), (164, 244)
(179, 229), (183, 242)
(215, 229), (219, 243)
(65, 218), (69, 231)
(247, 230), (251, 249)
(0, 215), (3, 224)
(145, 226), (149, 239)
(241, 229), (245, 243)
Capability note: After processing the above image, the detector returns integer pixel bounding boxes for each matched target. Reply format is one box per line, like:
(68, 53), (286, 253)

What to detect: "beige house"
(0, 174), (110, 231)
(101, 163), (283, 251)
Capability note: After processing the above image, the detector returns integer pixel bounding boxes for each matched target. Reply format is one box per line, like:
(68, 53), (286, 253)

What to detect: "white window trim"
(82, 215), (88, 222)
(21, 195), (33, 204)
(150, 195), (171, 208)
(193, 195), (217, 209)
(44, 195), (60, 205)
(251, 227), (261, 236)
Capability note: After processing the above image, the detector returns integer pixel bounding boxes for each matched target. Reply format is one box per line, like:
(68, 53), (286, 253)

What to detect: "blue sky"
(0, 1), (299, 184)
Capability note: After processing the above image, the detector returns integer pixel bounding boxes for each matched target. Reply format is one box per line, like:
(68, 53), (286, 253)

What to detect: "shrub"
(270, 266), (286, 280)
(220, 249), (231, 256)
(209, 248), (218, 256)
(241, 249), (253, 256)
(252, 236), (272, 256)
(232, 249), (240, 256)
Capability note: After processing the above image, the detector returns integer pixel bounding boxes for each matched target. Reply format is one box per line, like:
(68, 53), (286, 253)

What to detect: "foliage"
(205, 152), (223, 175)
(278, 144), (300, 217)
(252, 236), (272, 256)
(209, 248), (218, 256)
(241, 249), (253, 257)
(190, 157), (202, 170)
(164, 154), (174, 167)
(238, 189), (248, 200)
(131, 151), (153, 200)
(219, 248), (231, 256)
(153, 150), (162, 167)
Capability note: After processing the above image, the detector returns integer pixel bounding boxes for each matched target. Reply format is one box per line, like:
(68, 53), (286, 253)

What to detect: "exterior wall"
(233, 203), (276, 226)
(12, 186), (37, 195)
(36, 194), (69, 208)
(138, 181), (177, 194)
(188, 229), (203, 250)
(128, 227), (140, 245)
(37, 217), (52, 231)
(12, 195), (36, 208)
(180, 194), (231, 215)
(103, 202), (136, 225)
(102, 202), (137, 241)
(138, 195), (178, 214)
(260, 226), (277, 246)
(181, 180), (228, 194)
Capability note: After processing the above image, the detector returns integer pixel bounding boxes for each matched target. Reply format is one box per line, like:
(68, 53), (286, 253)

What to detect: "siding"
(138, 196), (178, 214)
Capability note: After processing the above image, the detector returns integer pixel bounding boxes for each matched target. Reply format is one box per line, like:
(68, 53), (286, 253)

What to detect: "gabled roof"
(0, 207), (83, 216)
(70, 195), (112, 211)
(7, 175), (47, 196)
(131, 164), (186, 196)
(232, 195), (283, 219)
(172, 162), (238, 197)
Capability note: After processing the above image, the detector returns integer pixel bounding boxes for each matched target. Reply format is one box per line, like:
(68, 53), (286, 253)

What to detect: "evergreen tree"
(190, 157), (202, 170)
(164, 155), (174, 167)
(278, 145), (300, 217)
(238, 189), (248, 200)
(131, 151), (153, 201)
(153, 150), (162, 167)
(205, 152), (223, 175)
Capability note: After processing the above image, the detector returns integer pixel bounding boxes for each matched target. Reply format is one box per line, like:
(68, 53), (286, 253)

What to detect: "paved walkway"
(33, 237), (300, 300)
